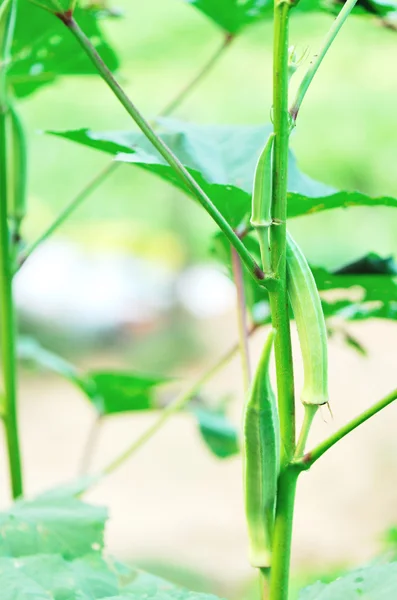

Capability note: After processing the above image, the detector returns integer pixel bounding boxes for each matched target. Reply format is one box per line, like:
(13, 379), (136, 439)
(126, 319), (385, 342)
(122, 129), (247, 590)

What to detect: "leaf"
(48, 120), (334, 228)
(49, 121), (397, 230)
(184, 0), (397, 34)
(299, 562), (397, 599)
(185, 0), (272, 34)
(288, 190), (397, 220)
(18, 337), (168, 417)
(192, 405), (240, 459)
(9, 4), (119, 97)
(0, 494), (107, 559)
(27, 0), (74, 14)
(85, 371), (170, 416)
(17, 336), (96, 398)
(0, 554), (119, 600)
(213, 231), (397, 324)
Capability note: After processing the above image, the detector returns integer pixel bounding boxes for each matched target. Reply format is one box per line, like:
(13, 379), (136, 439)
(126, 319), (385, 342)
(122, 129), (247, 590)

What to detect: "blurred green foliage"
(21, 0), (397, 268)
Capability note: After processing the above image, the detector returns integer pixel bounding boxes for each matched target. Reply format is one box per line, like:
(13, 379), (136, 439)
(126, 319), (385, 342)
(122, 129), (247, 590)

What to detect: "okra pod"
(251, 133), (275, 275)
(243, 329), (279, 568)
(286, 232), (329, 406)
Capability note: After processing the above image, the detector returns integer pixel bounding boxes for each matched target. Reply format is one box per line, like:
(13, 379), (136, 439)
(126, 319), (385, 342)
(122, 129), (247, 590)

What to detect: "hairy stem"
(296, 388), (397, 470)
(100, 327), (257, 478)
(57, 15), (270, 288)
(268, 3), (295, 599)
(160, 34), (234, 117)
(0, 106), (23, 499)
(18, 161), (120, 269)
(231, 248), (251, 390)
(289, 0), (359, 121)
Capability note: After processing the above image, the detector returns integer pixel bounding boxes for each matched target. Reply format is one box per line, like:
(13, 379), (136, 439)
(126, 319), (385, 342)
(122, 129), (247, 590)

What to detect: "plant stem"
(289, 0), (359, 122)
(18, 161), (120, 270)
(78, 415), (103, 475)
(269, 467), (298, 599)
(269, 1), (294, 467)
(294, 404), (318, 459)
(100, 326), (257, 477)
(0, 106), (23, 499)
(159, 34), (234, 117)
(268, 3), (295, 599)
(231, 248), (251, 390)
(58, 14), (271, 289)
(295, 388), (397, 470)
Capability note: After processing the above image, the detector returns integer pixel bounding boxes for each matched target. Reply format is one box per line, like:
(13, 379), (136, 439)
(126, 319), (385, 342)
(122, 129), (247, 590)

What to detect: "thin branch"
(58, 15), (274, 290)
(159, 34), (234, 117)
(231, 247), (252, 390)
(99, 326), (258, 478)
(295, 388), (397, 470)
(78, 415), (103, 476)
(294, 404), (318, 459)
(289, 0), (359, 122)
(18, 162), (120, 270)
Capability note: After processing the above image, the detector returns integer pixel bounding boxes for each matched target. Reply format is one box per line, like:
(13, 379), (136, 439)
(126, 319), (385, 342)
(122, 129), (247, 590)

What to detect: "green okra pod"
(251, 133), (275, 275)
(243, 329), (279, 568)
(286, 232), (329, 407)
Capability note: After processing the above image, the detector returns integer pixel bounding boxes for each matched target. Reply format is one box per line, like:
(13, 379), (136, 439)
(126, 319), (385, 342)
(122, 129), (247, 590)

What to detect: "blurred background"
(1, 0), (397, 598)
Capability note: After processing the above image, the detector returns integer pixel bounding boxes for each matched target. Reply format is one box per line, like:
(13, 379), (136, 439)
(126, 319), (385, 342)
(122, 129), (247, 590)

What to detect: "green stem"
(0, 106), (23, 499)
(295, 388), (397, 470)
(159, 33), (234, 117)
(289, 0), (359, 122)
(100, 326), (257, 477)
(269, 0), (294, 467)
(294, 404), (318, 459)
(268, 3), (295, 599)
(78, 414), (103, 476)
(231, 248), (251, 390)
(18, 161), (120, 270)
(269, 467), (299, 599)
(58, 14), (271, 289)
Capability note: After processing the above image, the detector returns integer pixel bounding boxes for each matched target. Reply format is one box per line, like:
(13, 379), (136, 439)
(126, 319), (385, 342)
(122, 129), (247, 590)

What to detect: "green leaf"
(185, 0), (397, 34)
(17, 336), (96, 397)
(85, 371), (169, 416)
(213, 230), (397, 324)
(0, 550), (225, 600)
(0, 554), (119, 600)
(0, 494), (107, 559)
(288, 190), (397, 220)
(185, 0), (272, 34)
(192, 405), (240, 459)
(49, 121), (397, 230)
(299, 562), (397, 599)
(48, 120), (334, 227)
(18, 338), (168, 416)
(9, 4), (119, 97)
(27, 0), (75, 15)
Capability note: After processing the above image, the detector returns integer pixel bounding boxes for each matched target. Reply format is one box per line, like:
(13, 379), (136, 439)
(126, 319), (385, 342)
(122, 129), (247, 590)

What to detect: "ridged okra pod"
(286, 232), (328, 407)
(251, 133), (275, 275)
(243, 329), (280, 568)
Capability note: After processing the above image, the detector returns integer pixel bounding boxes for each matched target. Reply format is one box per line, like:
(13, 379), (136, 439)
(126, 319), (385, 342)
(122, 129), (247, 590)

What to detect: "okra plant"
(0, 0), (397, 599)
